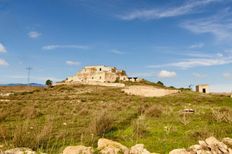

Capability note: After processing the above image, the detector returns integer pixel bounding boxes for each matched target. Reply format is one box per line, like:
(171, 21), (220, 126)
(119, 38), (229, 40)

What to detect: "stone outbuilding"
(196, 84), (209, 93)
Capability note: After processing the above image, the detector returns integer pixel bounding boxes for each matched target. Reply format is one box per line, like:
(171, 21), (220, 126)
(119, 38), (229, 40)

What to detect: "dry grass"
(0, 85), (232, 153)
(210, 107), (232, 123)
(179, 112), (192, 126)
(0, 86), (42, 93)
(89, 111), (115, 136)
(132, 115), (148, 141)
(20, 105), (43, 119)
(0, 111), (8, 122)
(144, 104), (163, 118)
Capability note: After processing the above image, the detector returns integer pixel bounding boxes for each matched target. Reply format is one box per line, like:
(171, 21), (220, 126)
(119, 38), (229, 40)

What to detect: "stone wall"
(3, 136), (232, 153)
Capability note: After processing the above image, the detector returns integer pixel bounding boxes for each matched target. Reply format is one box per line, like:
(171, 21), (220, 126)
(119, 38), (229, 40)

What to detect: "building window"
(92, 77), (94, 79)
(99, 68), (102, 71)
(99, 76), (102, 79)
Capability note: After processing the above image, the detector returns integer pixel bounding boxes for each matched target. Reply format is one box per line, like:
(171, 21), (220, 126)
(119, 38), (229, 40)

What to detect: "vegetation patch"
(0, 85), (231, 153)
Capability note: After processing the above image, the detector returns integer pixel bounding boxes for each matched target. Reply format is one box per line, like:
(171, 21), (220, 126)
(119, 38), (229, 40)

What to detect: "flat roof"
(84, 65), (114, 68)
(196, 84), (209, 86)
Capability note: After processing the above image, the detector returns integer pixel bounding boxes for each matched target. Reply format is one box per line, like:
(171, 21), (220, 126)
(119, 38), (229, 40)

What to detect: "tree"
(157, 81), (164, 86)
(45, 79), (53, 87)
(188, 84), (193, 90)
(115, 77), (120, 83)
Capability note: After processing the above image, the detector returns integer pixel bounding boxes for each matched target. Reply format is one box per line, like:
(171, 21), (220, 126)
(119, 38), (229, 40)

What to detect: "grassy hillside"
(0, 85), (232, 153)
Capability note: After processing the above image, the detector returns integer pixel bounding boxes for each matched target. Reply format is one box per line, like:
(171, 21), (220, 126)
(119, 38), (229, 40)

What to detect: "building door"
(202, 88), (206, 93)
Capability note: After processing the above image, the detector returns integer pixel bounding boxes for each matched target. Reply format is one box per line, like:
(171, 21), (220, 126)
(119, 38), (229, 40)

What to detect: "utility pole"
(26, 67), (32, 86)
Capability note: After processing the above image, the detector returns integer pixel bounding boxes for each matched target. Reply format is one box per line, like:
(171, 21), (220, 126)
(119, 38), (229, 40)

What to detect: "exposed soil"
(122, 85), (179, 97)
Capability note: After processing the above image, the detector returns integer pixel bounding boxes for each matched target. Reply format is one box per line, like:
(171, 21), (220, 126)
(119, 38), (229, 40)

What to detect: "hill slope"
(0, 85), (231, 153)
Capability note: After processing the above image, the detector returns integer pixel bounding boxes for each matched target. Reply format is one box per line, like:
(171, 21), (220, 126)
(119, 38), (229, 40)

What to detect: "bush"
(132, 115), (148, 141)
(145, 104), (163, 118)
(191, 130), (212, 140)
(12, 122), (36, 148)
(12, 120), (54, 150)
(0, 111), (8, 122)
(210, 107), (232, 123)
(157, 81), (164, 86)
(89, 111), (114, 136)
(20, 106), (43, 119)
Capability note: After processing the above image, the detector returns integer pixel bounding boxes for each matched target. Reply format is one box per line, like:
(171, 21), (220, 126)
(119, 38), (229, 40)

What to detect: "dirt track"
(122, 85), (179, 97)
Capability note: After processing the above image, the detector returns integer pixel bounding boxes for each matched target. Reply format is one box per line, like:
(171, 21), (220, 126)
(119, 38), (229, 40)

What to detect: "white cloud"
(181, 10), (232, 40)
(0, 43), (7, 53)
(0, 59), (8, 66)
(148, 52), (232, 69)
(184, 53), (213, 58)
(223, 72), (232, 79)
(193, 73), (207, 78)
(7, 75), (62, 82)
(66, 60), (81, 66)
(110, 49), (125, 55)
(42, 44), (89, 50)
(128, 72), (155, 78)
(118, 0), (221, 20)
(190, 43), (204, 49)
(28, 31), (41, 38)
(210, 84), (232, 92)
(157, 70), (176, 78)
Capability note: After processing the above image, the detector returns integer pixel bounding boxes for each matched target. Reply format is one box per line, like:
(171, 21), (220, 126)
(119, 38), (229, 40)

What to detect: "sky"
(0, 0), (232, 92)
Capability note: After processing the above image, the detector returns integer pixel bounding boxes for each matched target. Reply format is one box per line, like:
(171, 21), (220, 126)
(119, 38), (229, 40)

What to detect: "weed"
(132, 115), (148, 142)
(210, 107), (232, 123)
(145, 104), (163, 118)
(89, 111), (114, 136)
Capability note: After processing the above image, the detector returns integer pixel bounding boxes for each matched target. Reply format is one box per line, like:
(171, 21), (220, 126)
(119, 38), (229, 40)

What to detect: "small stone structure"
(196, 84), (209, 93)
(65, 65), (142, 84)
(128, 77), (143, 82)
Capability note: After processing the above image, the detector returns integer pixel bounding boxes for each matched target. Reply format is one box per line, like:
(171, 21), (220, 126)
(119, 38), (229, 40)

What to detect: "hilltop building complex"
(65, 65), (141, 83)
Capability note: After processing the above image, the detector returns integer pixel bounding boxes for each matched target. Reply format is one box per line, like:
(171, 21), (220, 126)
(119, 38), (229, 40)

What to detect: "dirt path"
(122, 85), (179, 97)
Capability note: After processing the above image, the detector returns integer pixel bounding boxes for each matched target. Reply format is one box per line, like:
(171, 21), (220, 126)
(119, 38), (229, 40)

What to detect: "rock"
(205, 137), (220, 146)
(100, 147), (121, 154)
(4, 148), (36, 154)
(223, 138), (232, 148)
(196, 150), (211, 154)
(98, 138), (129, 154)
(169, 149), (189, 154)
(188, 144), (201, 152)
(205, 136), (228, 153)
(130, 144), (151, 154)
(63, 145), (93, 154)
(198, 140), (209, 150)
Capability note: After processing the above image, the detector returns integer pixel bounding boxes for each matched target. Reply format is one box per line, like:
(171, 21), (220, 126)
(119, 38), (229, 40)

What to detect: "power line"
(26, 67), (32, 86)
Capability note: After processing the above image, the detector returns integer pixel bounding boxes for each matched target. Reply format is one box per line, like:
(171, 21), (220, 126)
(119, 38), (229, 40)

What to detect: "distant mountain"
(0, 83), (45, 87)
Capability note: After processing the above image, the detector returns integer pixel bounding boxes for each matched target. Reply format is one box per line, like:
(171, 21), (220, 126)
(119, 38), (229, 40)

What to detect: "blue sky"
(0, 0), (232, 92)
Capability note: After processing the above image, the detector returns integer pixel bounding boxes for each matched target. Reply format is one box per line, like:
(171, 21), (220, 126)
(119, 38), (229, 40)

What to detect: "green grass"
(0, 85), (232, 153)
